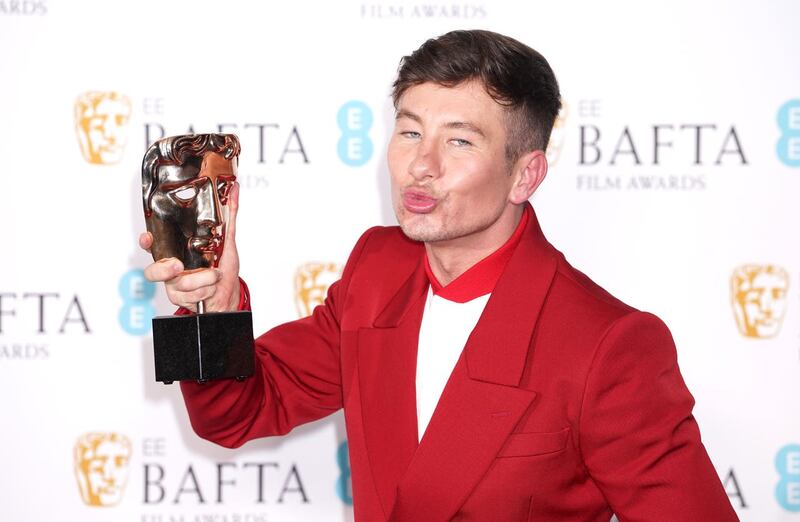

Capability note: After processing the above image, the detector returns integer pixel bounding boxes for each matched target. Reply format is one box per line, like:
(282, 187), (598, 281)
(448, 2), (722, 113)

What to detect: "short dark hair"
(392, 30), (561, 165)
(142, 133), (240, 216)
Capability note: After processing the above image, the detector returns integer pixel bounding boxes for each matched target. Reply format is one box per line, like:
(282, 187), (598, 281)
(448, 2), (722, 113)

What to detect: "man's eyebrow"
(395, 110), (486, 138)
(395, 109), (422, 123)
(444, 120), (486, 138)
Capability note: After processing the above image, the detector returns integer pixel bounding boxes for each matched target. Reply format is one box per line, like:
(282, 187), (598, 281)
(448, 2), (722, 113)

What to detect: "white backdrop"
(1, 0), (799, 520)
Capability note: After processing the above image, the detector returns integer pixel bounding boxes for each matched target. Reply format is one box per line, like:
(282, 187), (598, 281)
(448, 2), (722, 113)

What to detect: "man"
(142, 30), (737, 521)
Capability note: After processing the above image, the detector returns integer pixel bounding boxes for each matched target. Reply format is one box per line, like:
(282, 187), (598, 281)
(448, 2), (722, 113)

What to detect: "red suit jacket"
(181, 206), (737, 521)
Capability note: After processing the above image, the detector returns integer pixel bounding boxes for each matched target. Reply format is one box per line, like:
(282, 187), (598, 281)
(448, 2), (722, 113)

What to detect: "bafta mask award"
(142, 133), (254, 384)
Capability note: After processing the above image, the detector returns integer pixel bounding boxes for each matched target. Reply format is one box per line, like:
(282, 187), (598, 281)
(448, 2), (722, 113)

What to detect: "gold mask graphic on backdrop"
(545, 102), (568, 166)
(75, 91), (132, 165)
(731, 264), (789, 339)
(295, 262), (343, 318)
(74, 432), (132, 507)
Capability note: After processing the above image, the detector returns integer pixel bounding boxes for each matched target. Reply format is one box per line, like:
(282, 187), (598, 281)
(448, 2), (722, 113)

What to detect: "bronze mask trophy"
(142, 133), (254, 384)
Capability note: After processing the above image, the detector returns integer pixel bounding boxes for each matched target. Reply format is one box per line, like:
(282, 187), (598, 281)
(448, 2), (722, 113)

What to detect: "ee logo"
(777, 99), (800, 167)
(776, 444), (800, 511)
(336, 440), (353, 506)
(337, 100), (373, 166)
(118, 269), (156, 335)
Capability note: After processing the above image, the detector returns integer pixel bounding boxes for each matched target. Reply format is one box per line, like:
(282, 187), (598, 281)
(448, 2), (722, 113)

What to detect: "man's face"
(147, 152), (236, 269)
(388, 81), (516, 245)
(736, 270), (789, 338)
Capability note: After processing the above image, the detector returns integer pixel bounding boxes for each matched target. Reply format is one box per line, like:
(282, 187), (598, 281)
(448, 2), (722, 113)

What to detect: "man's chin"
(398, 221), (449, 243)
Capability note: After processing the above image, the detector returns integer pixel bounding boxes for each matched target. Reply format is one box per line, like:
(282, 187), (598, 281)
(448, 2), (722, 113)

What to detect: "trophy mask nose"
(195, 151), (235, 231)
(195, 180), (222, 229)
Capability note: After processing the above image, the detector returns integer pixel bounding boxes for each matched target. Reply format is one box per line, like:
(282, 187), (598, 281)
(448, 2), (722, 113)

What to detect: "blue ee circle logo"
(777, 99), (800, 167)
(337, 100), (374, 167)
(776, 443), (800, 511)
(118, 269), (156, 335)
(335, 440), (353, 505)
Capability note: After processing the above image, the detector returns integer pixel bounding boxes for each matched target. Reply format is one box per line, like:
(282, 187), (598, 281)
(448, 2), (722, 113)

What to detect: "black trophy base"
(152, 310), (255, 384)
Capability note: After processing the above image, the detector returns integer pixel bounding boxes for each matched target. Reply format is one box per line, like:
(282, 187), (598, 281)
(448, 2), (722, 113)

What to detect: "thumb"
(224, 181), (240, 248)
(218, 181), (240, 276)
(138, 231), (153, 252)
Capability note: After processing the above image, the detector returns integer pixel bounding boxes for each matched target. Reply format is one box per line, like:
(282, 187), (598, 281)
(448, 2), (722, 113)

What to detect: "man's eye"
(450, 138), (472, 147)
(400, 131), (421, 139)
(172, 186), (198, 203)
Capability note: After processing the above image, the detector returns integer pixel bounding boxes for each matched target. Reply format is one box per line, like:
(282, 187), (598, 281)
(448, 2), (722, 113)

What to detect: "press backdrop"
(1, 0), (799, 520)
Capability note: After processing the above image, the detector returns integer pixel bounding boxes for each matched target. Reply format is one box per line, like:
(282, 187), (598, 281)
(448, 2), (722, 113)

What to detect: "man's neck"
(425, 205), (524, 287)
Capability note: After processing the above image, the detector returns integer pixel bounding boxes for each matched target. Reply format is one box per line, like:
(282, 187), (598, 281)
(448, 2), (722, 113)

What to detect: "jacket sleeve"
(578, 311), (738, 521)
(178, 227), (376, 448)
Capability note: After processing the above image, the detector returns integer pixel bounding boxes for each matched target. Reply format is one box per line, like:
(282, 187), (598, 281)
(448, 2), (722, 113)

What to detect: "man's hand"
(140, 182), (242, 313)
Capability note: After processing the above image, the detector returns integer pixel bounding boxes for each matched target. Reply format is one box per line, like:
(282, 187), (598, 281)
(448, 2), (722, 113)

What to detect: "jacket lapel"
(357, 259), (428, 519)
(389, 357), (537, 521)
(465, 204), (559, 386)
(389, 205), (559, 521)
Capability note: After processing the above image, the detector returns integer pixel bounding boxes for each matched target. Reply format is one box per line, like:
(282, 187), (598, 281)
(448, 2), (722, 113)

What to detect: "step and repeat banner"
(1, 0), (798, 520)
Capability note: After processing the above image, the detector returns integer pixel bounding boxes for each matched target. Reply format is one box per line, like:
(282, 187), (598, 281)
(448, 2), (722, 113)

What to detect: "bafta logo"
(546, 102), (568, 166)
(74, 432), (132, 507)
(731, 264), (789, 339)
(295, 262), (343, 318)
(75, 91), (132, 165)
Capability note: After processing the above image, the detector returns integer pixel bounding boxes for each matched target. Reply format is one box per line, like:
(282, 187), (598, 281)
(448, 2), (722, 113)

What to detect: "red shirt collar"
(424, 205), (530, 303)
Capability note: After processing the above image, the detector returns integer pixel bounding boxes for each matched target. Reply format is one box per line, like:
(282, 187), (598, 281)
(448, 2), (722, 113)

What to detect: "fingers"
(144, 258), (184, 283)
(139, 231), (153, 252)
(144, 264), (225, 311)
(168, 283), (219, 311)
(170, 268), (222, 292)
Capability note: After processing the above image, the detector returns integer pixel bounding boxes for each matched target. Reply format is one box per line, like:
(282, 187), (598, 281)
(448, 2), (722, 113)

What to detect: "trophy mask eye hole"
(170, 185), (199, 206)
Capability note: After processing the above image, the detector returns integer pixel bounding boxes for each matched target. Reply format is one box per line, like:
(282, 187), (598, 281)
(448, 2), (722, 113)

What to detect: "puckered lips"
(402, 189), (438, 214)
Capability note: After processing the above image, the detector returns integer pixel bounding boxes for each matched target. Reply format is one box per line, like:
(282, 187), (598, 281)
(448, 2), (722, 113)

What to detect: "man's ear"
(508, 150), (548, 204)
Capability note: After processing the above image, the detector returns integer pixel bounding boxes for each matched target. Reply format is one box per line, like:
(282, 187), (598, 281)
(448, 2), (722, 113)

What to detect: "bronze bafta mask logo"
(142, 134), (240, 270)
(545, 102), (568, 166)
(731, 264), (789, 339)
(74, 91), (132, 165)
(74, 432), (132, 507)
(295, 262), (343, 318)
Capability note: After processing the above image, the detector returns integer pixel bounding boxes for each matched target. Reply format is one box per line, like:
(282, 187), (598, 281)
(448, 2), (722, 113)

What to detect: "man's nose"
(196, 182), (222, 227)
(408, 140), (439, 181)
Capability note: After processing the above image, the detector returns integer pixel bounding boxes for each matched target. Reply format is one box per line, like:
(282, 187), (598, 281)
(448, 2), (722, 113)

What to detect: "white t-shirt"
(415, 287), (491, 441)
